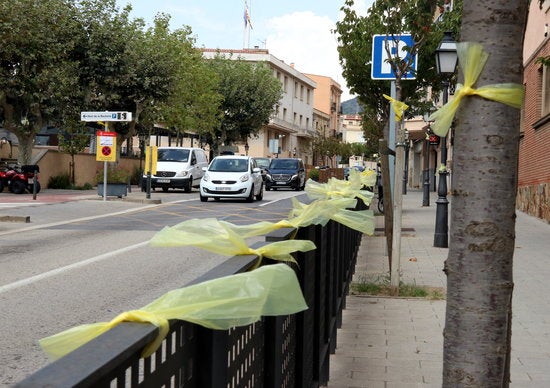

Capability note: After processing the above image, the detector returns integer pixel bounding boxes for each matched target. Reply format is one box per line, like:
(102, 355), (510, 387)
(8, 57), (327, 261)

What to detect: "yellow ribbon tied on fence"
(383, 94), (409, 122)
(428, 42), (524, 137)
(348, 168), (377, 188)
(290, 198), (375, 236)
(40, 264), (308, 360)
(150, 218), (316, 264)
(305, 178), (374, 206)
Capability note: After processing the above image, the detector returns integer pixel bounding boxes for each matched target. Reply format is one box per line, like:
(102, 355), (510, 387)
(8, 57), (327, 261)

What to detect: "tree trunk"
(443, 2), (528, 386)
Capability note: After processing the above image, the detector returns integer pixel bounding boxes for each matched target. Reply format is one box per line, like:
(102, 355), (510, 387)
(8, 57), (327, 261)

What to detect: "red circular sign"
(102, 146), (111, 156)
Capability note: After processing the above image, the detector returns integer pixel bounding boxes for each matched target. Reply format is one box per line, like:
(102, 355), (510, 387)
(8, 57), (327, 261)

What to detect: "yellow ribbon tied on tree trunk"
(428, 42), (524, 137)
(383, 94), (409, 122)
(40, 264), (308, 360)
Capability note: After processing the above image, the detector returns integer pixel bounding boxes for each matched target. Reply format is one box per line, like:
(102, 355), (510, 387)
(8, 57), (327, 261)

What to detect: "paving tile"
(327, 190), (550, 387)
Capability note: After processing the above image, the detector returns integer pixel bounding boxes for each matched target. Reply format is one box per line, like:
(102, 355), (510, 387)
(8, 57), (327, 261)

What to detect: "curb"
(0, 215), (31, 223)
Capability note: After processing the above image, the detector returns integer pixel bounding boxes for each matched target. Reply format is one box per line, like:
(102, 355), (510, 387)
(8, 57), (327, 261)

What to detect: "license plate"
(216, 187), (231, 191)
(157, 179), (170, 183)
(276, 181), (286, 185)
(28, 178), (34, 184)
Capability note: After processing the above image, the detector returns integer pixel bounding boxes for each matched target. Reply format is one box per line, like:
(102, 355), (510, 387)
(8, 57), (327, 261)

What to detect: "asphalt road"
(0, 188), (306, 386)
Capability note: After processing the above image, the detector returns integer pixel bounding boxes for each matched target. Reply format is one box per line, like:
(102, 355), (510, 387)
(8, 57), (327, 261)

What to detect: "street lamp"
(433, 31), (458, 248)
(402, 129), (410, 195)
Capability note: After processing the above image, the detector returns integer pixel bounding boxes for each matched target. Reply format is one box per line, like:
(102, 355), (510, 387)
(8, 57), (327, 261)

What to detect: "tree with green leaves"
(0, 0), (82, 164)
(154, 21), (222, 143)
(57, 118), (92, 185)
(335, 0), (463, 140)
(206, 55), (283, 152)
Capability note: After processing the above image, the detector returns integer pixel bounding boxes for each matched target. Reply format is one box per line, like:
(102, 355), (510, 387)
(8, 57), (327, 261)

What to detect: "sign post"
(144, 146), (158, 199)
(371, 34), (418, 290)
(81, 111), (132, 201)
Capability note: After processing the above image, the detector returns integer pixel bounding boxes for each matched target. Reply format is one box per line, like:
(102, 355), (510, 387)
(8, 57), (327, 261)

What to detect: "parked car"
(251, 157), (271, 181)
(141, 147), (208, 193)
(265, 158), (306, 191)
(343, 165), (365, 180)
(199, 155), (263, 202)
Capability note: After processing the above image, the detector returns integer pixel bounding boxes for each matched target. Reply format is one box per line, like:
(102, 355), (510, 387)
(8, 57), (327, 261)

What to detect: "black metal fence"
(17, 218), (363, 388)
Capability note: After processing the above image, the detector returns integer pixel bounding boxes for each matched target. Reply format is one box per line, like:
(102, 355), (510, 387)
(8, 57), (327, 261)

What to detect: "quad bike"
(0, 164), (41, 194)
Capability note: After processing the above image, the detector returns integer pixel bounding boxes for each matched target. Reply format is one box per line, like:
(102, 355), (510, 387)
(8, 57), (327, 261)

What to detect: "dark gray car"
(265, 158), (306, 191)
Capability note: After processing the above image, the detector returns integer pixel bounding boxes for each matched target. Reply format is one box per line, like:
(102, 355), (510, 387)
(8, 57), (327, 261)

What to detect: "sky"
(114, 0), (374, 101)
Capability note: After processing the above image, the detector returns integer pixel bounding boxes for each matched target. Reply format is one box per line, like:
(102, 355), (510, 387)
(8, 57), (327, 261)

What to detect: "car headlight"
(240, 174), (250, 183)
(266, 174), (272, 180)
(176, 171), (189, 177)
(203, 173), (210, 181)
(291, 174), (298, 180)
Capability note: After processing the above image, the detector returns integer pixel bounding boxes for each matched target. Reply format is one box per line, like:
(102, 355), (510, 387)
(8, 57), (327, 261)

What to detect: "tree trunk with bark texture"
(443, 1), (528, 386)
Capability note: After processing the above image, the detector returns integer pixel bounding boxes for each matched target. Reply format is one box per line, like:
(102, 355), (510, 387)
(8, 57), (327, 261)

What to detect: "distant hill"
(341, 97), (363, 115)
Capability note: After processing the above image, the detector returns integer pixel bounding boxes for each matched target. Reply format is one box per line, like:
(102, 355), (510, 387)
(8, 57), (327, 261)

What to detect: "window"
(284, 76), (288, 93)
(300, 85), (304, 101)
(543, 65), (550, 116)
(294, 82), (298, 98)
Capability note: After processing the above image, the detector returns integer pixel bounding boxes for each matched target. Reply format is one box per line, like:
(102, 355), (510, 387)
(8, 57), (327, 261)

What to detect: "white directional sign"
(80, 111), (132, 122)
(371, 34), (417, 80)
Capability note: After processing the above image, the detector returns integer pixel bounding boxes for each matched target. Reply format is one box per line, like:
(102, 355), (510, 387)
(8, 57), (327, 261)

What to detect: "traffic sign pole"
(103, 124), (108, 201)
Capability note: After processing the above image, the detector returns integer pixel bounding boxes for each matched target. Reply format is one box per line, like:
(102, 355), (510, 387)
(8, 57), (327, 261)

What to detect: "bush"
(308, 169), (319, 182)
(47, 174), (71, 189)
(94, 168), (130, 184)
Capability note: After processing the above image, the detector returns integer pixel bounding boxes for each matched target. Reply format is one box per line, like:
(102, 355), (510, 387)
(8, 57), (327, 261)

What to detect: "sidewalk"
(326, 189), (550, 387)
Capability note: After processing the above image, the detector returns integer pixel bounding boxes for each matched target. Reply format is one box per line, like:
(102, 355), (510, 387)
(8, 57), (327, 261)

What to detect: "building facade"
(517, 1), (550, 221)
(202, 48), (317, 165)
(304, 74), (343, 139)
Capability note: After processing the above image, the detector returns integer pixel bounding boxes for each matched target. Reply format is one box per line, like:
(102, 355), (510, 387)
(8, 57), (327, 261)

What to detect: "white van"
(142, 147), (208, 192)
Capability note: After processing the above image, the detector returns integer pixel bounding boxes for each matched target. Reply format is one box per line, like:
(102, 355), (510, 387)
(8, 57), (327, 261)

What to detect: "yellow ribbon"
(40, 264), (308, 360)
(428, 42), (524, 137)
(305, 178), (374, 205)
(150, 218), (316, 264)
(383, 94), (409, 121)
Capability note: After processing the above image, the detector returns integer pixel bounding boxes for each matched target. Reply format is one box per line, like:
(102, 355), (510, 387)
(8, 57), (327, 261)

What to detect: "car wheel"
(200, 194), (208, 202)
(214, 197), (221, 201)
(0, 180), (3, 192)
(184, 178), (192, 193)
(10, 180), (26, 194)
(255, 183), (263, 201)
(246, 185), (255, 202)
(265, 185), (271, 191)
(162, 187), (169, 192)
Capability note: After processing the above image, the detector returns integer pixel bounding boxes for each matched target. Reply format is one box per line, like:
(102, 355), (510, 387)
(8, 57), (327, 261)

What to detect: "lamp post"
(402, 129), (409, 195)
(433, 31), (458, 248)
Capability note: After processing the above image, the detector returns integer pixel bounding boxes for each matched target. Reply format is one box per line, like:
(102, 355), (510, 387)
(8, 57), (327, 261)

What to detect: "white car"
(200, 155), (264, 202)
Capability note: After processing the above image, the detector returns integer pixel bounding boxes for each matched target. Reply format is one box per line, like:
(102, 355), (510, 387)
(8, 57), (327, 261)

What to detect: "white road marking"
(0, 241), (149, 295)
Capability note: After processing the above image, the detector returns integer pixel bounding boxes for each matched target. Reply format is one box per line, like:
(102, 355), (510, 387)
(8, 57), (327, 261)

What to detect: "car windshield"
(158, 149), (189, 162)
(269, 159), (298, 170)
(254, 158), (270, 168)
(209, 158), (248, 172)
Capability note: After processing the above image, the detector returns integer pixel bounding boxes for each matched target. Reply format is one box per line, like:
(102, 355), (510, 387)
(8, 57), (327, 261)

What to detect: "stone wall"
(517, 183), (550, 223)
